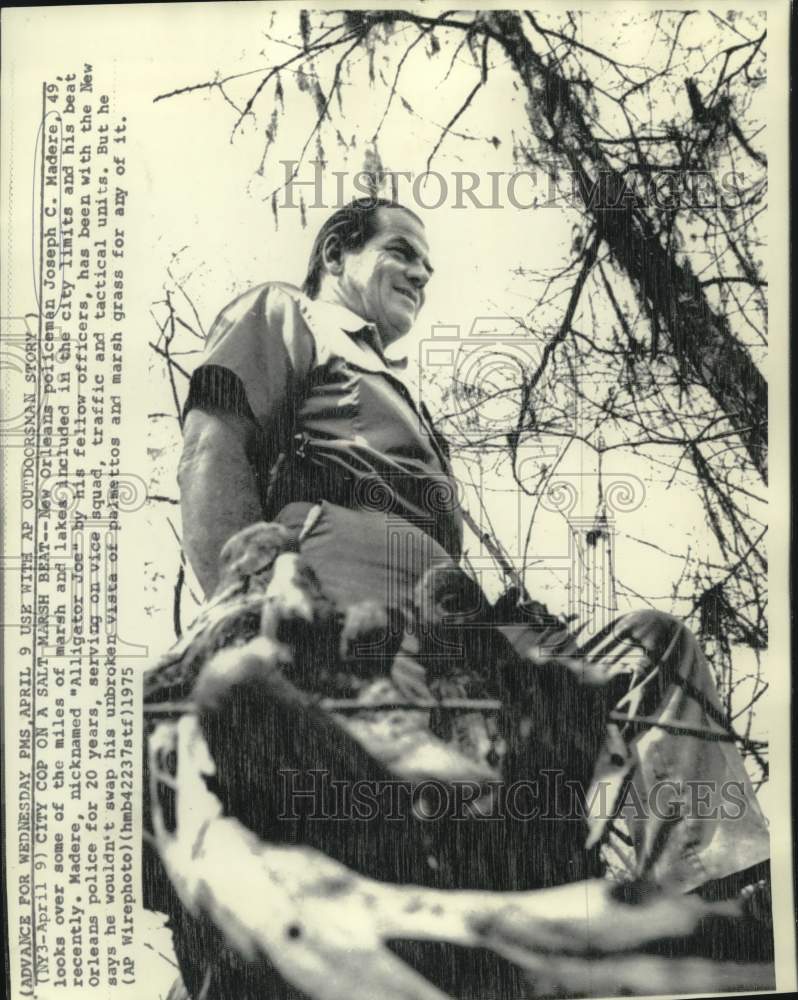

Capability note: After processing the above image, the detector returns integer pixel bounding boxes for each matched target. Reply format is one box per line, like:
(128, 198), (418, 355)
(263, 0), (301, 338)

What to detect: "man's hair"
(302, 198), (422, 299)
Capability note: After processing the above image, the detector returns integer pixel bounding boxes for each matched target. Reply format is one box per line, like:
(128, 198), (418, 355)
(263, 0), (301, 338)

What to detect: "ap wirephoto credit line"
(1, 4), (793, 1000)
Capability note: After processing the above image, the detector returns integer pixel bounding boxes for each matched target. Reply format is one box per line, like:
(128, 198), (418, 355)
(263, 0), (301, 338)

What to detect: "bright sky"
(1, 8), (781, 995)
(4, 1), (762, 741)
(136, 7), (753, 626)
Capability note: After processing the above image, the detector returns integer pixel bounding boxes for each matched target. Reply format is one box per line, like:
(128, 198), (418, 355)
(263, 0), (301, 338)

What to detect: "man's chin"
(390, 319), (416, 343)
(381, 310), (415, 343)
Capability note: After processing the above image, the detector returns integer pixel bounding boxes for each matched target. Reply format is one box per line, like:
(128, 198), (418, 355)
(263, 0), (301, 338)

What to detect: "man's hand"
(178, 407), (264, 597)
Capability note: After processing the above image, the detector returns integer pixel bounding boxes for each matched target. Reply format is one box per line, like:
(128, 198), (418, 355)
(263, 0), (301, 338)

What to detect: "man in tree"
(179, 197), (459, 611)
(178, 197), (770, 898)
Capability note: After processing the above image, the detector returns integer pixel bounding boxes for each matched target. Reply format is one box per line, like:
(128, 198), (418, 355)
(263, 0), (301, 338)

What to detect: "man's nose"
(406, 259), (430, 289)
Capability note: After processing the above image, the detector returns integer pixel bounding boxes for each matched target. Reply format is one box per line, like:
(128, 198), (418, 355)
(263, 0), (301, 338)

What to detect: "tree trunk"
(486, 11), (768, 482)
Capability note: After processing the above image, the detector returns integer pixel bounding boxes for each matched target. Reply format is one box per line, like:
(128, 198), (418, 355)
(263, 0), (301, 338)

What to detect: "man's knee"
(610, 608), (713, 703)
(615, 608), (687, 646)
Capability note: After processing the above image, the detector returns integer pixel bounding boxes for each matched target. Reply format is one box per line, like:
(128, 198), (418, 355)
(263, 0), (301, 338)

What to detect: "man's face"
(337, 207), (433, 345)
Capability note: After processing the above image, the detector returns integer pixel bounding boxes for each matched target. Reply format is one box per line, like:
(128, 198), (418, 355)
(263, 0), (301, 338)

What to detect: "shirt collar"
(307, 297), (409, 371)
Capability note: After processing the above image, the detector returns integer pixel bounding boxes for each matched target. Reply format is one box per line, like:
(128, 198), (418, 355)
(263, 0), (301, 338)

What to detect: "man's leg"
(575, 609), (770, 892)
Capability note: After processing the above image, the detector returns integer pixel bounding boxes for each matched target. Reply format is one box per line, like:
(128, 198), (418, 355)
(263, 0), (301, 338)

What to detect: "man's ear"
(321, 233), (344, 276)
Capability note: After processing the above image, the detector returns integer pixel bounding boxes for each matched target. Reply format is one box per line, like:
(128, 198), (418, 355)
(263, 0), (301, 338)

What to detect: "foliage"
(148, 9), (769, 786)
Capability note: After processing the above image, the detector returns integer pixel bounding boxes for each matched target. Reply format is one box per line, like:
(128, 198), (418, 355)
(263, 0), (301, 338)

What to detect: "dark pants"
(275, 500), (770, 892)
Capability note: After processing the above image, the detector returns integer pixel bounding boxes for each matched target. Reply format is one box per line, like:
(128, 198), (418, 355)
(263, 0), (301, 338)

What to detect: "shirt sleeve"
(183, 283), (314, 433)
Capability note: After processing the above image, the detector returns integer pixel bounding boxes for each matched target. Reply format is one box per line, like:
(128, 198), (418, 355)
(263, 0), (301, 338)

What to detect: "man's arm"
(178, 406), (264, 597)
